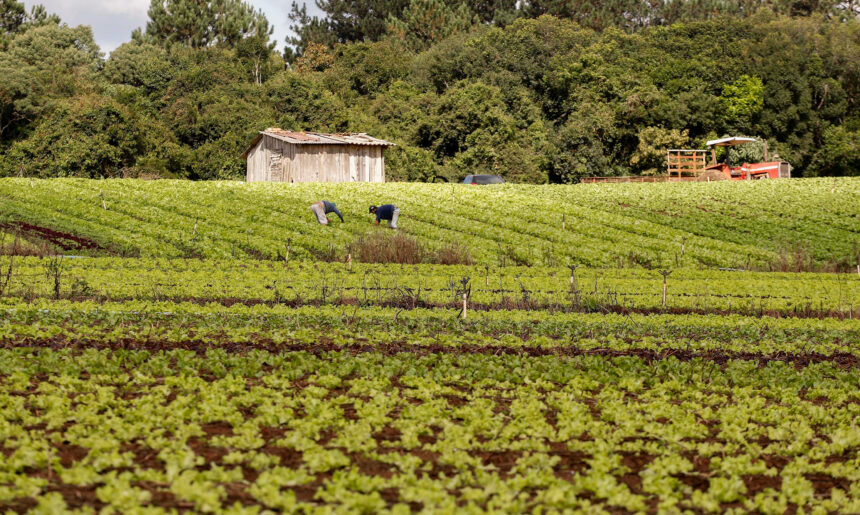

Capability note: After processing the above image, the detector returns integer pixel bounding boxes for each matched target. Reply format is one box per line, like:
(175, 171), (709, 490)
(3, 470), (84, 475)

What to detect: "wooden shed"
(242, 129), (395, 183)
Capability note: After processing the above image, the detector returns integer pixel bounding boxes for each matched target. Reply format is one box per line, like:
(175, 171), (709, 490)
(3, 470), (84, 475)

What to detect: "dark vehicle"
(463, 174), (505, 185)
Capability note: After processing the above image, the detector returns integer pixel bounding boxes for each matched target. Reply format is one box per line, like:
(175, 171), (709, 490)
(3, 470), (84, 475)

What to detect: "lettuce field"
(0, 178), (858, 513)
(1, 178), (857, 269)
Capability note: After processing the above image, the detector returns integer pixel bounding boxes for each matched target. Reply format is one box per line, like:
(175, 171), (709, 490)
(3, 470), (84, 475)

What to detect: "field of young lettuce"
(0, 178), (858, 513)
(0, 177), (857, 269)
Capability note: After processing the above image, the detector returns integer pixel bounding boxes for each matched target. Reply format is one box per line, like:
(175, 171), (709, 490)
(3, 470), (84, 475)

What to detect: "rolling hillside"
(0, 177), (856, 270)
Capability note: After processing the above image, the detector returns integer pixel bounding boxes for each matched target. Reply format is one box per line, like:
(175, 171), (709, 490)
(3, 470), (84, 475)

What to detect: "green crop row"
(1, 300), (858, 357)
(0, 178), (856, 268)
(549, 179), (858, 263)
(0, 349), (858, 513)
(1, 258), (857, 317)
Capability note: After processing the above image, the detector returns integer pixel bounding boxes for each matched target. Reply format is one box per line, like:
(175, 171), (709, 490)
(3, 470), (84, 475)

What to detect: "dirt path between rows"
(0, 221), (109, 253)
(4, 337), (857, 368)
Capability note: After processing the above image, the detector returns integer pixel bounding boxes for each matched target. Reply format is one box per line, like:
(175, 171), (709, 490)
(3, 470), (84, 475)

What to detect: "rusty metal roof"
(262, 128), (395, 146)
(706, 136), (757, 147)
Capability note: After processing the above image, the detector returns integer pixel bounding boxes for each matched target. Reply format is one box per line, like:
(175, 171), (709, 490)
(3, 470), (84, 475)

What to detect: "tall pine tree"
(1, 0), (59, 49)
(139, 0), (272, 49)
(286, 0), (513, 57)
(287, 0), (410, 57)
(0, 0), (26, 37)
(387, 0), (477, 51)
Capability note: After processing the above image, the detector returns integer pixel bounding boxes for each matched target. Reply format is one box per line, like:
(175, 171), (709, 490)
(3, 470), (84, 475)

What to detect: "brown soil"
(347, 451), (397, 478)
(4, 336), (857, 369)
(743, 474), (782, 494)
(804, 472), (852, 494)
(54, 443), (89, 467)
(4, 393), (856, 512)
(120, 442), (162, 470)
(550, 446), (589, 479)
(45, 484), (102, 510)
(201, 421), (234, 436)
(237, 244), (268, 260)
(0, 221), (109, 253)
(474, 450), (523, 476)
(374, 425), (402, 444)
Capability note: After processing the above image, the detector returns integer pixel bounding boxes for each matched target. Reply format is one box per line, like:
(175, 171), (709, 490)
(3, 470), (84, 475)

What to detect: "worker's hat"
(368, 205), (377, 213)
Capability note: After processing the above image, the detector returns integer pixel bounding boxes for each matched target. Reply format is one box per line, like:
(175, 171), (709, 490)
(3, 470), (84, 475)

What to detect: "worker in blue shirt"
(369, 204), (399, 229)
(310, 200), (344, 225)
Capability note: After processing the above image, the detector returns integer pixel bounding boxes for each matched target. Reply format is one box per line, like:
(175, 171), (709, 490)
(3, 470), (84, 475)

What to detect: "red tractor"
(703, 136), (791, 180)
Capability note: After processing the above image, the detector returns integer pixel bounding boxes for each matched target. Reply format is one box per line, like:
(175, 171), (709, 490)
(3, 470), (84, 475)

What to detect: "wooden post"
(485, 266), (489, 286)
(667, 150), (673, 177)
(710, 148), (717, 165)
(662, 277), (668, 306)
(568, 264), (580, 306)
(460, 276), (470, 318)
(659, 270), (672, 307)
(762, 139), (768, 162)
(347, 253), (352, 270)
(562, 214), (566, 230)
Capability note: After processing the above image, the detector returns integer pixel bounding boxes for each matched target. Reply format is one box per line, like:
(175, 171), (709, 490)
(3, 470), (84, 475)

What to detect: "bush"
(2, 96), (150, 178)
(351, 232), (473, 265)
(352, 232), (425, 264)
(432, 242), (473, 265)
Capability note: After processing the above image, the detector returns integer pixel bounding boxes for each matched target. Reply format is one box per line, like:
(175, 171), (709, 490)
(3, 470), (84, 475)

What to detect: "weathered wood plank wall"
(246, 139), (266, 182)
(246, 136), (385, 183)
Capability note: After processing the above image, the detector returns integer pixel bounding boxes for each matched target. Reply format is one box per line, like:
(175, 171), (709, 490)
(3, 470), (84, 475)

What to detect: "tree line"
(0, 0), (857, 182)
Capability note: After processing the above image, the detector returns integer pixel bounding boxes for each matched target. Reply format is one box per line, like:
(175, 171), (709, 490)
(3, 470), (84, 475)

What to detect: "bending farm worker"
(310, 200), (344, 226)
(369, 204), (399, 229)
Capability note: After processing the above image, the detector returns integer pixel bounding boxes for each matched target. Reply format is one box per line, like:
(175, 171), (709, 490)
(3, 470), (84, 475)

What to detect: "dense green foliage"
(0, 178), (856, 269)
(287, 0), (855, 53)
(0, 0), (858, 181)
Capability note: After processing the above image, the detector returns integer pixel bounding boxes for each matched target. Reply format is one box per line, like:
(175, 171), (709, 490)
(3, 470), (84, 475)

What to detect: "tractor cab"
(704, 136), (791, 180)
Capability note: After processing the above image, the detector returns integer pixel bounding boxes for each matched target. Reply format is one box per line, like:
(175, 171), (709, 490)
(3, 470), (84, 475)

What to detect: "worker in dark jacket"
(369, 204), (399, 229)
(310, 200), (344, 225)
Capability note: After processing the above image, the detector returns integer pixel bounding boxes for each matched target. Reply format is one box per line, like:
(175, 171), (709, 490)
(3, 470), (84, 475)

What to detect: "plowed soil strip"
(4, 337), (857, 368)
(12, 293), (851, 320)
(0, 221), (109, 253)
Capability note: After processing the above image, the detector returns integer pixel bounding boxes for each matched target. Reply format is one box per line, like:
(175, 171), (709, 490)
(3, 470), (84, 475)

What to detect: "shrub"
(351, 232), (473, 265)
(352, 232), (425, 264)
(432, 242), (473, 265)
